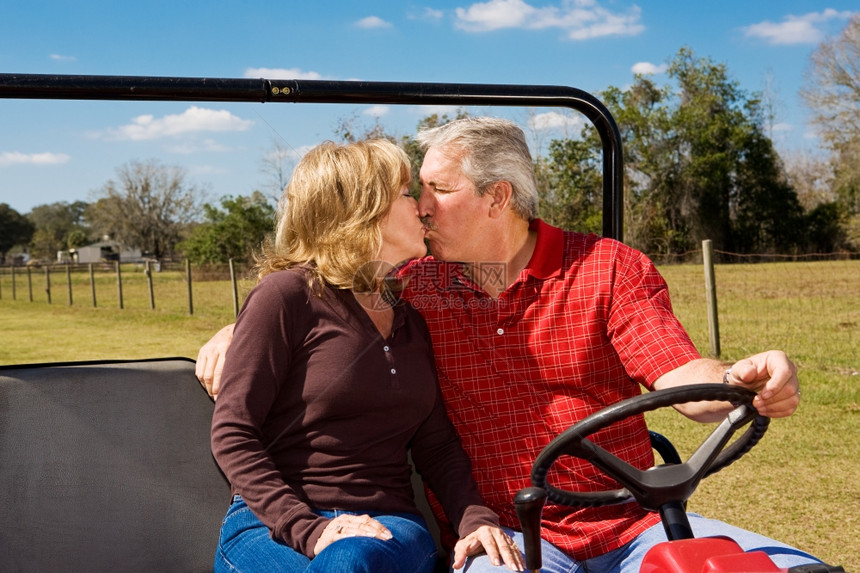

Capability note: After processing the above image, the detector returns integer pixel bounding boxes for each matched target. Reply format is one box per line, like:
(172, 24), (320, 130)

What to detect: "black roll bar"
(0, 73), (623, 240)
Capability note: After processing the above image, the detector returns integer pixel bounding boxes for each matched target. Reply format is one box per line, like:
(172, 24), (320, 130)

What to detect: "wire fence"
(0, 259), (254, 316)
(644, 248), (859, 265)
(0, 249), (857, 316)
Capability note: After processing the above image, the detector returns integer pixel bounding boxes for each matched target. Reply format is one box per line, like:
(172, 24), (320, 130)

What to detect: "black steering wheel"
(532, 383), (769, 512)
(514, 384), (771, 571)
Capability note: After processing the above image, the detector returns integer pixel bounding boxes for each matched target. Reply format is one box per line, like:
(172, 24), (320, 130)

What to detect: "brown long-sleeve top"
(211, 268), (499, 558)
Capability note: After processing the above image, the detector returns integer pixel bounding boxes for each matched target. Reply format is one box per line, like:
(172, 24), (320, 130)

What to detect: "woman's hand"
(452, 526), (524, 571)
(313, 514), (393, 555)
(195, 324), (235, 399)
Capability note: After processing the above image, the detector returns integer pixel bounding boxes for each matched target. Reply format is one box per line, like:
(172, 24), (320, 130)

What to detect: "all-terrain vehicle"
(0, 74), (844, 572)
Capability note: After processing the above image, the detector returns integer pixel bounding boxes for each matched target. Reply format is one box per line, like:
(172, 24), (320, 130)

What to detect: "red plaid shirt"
(399, 219), (701, 560)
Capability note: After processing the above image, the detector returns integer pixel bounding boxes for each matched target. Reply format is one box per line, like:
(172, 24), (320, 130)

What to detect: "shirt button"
(390, 368), (397, 374)
(383, 345), (390, 352)
(497, 328), (504, 335)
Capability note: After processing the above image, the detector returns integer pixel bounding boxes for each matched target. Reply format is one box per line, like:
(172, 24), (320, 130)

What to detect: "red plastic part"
(641, 536), (787, 573)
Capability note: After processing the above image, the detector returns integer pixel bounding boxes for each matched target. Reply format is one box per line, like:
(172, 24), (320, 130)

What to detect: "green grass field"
(655, 259), (858, 570)
(1, 259), (857, 569)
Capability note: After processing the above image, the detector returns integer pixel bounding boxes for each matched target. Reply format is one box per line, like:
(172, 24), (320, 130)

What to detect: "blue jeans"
(215, 496), (438, 573)
(460, 513), (822, 572)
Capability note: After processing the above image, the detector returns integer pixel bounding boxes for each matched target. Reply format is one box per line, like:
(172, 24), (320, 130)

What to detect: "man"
(197, 117), (820, 571)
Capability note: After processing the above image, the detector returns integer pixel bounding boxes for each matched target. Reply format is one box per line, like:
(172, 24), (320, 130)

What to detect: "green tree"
(731, 124), (805, 253)
(596, 79), (679, 252)
(179, 192), (275, 265)
(87, 159), (203, 259)
(66, 229), (90, 250)
(26, 200), (90, 260)
(0, 203), (35, 264)
(668, 48), (745, 253)
(803, 202), (847, 253)
(536, 138), (602, 233)
(553, 47), (807, 255)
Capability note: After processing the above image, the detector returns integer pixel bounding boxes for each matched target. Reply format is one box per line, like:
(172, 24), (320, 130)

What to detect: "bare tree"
(800, 14), (860, 149)
(87, 159), (204, 259)
(800, 15), (860, 248)
(760, 68), (783, 142)
(259, 137), (299, 202)
(334, 112), (396, 144)
(781, 149), (834, 211)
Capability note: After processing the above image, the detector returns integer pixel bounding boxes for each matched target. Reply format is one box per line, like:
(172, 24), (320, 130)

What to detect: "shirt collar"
(523, 218), (564, 280)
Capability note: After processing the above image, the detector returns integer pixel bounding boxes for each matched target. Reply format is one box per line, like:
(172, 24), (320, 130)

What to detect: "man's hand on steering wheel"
(654, 350), (800, 422)
(725, 350), (799, 418)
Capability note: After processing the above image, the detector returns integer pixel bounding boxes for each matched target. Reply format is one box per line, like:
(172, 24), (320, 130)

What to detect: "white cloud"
(528, 111), (583, 131)
(421, 7), (444, 20)
(455, 0), (644, 40)
(772, 122), (794, 133)
(364, 105), (390, 118)
(456, 0), (536, 30)
(0, 151), (70, 167)
(103, 106), (253, 141)
(49, 54), (76, 62)
(244, 67), (324, 80)
(356, 16), (392, 29)
(744, 20), (820, 45)
(742, 9), (855, 45)
(631, 61), (667, 75)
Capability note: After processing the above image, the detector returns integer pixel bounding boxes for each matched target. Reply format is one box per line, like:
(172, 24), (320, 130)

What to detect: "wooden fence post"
(145, 260), (155, 309)
(229, 258), (239, 318)
(115, 261), (123, 309)
(89, 263), (97, 307)
(186, 259), (194, 315)
(66, 265), (73, 306)
(702, 239), (720, 358)
(27, 266), (33, 302)
(45, 266), (51, 304)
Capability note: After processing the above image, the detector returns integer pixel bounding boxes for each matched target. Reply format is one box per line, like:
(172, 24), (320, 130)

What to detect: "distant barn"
(62, 240), (142, 264)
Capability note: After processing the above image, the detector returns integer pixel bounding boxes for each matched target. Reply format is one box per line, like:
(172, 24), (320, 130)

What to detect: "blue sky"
(1, 1), (856, 215)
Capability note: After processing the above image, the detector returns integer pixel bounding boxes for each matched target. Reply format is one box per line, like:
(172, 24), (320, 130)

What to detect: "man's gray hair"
(416, 117), (539, 220)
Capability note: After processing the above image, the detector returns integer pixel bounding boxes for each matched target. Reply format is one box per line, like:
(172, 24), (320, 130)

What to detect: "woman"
(211, 139), (523, 572)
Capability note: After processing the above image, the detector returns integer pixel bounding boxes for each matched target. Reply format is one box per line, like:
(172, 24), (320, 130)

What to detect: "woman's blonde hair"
(256, 139), (412, 292)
